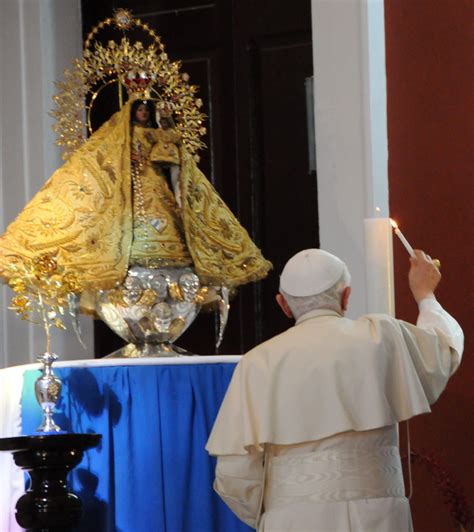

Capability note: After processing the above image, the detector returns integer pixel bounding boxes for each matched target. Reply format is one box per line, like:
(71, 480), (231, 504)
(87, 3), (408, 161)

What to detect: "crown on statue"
(51, 8), (206, 160)
(122, 70), (156, 98)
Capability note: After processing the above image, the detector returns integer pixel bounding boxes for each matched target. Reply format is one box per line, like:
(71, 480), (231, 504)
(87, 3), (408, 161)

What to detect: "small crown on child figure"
(157, 103), (173, 118)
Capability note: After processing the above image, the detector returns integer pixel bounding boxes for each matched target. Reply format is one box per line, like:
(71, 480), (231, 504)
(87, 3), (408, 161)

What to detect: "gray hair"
(281, 265), (351, 319)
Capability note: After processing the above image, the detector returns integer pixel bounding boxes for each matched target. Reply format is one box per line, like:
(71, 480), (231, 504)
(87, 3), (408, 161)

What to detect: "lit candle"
(364, 217), (395, 316)
(390, 219), (416, 258)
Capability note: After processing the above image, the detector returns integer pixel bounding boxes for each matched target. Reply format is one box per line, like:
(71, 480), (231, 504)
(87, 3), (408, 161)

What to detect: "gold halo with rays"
(51, 9), (206, 161)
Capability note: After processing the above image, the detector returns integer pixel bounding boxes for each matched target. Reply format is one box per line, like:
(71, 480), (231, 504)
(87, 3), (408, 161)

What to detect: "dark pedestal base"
(0, 434), (101, 531)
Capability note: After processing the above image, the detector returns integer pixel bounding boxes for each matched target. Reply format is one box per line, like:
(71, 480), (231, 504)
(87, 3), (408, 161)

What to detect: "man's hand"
(409, 250), (441, 303)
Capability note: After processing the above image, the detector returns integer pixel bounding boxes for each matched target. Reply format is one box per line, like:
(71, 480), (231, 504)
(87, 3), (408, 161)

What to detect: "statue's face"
(135, 103), (150, 125)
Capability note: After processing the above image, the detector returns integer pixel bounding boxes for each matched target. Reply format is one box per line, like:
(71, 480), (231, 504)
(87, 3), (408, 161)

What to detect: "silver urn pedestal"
(34, 352), (63, 433)
(96, 266), (224, 358)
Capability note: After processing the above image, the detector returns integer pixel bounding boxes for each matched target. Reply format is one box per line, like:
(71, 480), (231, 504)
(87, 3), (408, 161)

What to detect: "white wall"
(311, 0), (389, 318)
(0, 0), (93, 368)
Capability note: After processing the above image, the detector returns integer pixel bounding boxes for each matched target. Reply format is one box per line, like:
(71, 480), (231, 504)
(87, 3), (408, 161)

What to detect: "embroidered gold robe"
(0, 100), (271, 293)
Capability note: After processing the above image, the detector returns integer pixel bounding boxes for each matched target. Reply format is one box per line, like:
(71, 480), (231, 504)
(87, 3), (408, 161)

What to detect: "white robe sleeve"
(397, 296), (464, 404)
(214, 449), (264, 529)
(416, 295), (464, 368)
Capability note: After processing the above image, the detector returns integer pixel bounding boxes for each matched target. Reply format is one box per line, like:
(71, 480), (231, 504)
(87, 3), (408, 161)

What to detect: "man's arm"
(416, 295), (463, 371)
(393, 250), (464, 403)
(214, 449), (264, 529)
(410, 249), (463, 364)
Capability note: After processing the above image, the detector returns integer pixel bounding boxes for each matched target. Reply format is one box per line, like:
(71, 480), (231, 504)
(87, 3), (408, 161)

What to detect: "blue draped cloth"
(21, 364), (253, 532)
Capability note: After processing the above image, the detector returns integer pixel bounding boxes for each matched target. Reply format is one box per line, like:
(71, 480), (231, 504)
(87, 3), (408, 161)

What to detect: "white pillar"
(311, 0), (389, 317)
(0, 0), (93, 368)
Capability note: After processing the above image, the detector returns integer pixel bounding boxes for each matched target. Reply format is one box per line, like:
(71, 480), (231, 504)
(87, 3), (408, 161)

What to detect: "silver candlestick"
(34, 352), (62, 433)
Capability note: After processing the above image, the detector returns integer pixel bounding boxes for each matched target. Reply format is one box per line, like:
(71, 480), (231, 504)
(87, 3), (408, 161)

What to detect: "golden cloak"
(0, 101), (271, 292)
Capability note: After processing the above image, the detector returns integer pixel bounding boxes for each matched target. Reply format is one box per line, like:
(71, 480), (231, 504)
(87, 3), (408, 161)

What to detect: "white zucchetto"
(279, 249), (346, 296)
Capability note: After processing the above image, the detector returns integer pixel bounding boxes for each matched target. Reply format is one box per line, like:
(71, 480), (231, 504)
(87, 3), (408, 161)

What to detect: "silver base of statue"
(96, 266), (228, 358)
(106, 341), (194, 358)
(34, 352), (63, 433)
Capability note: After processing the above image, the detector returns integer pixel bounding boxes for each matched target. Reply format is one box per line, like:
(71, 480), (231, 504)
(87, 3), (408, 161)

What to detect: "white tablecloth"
(0, 355), (241, 532)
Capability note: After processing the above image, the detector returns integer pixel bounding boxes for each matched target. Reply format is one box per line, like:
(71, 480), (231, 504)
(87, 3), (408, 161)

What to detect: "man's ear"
(341, 286), (351, 313)
(276, 293), (294, 319)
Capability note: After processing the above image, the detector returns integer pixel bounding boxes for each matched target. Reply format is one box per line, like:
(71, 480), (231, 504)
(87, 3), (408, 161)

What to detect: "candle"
(390, 219), (416, 258)
(364, 217), (395, 316)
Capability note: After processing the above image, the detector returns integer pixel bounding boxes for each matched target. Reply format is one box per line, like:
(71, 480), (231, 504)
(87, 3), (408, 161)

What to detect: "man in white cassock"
(206, 248), (463, 531)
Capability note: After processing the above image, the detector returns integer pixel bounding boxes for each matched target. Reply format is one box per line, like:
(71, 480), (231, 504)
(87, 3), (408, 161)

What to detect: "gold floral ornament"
(51, 9), (206, 161)
(113, 8), (134, 30)
(7, 255), (83, 353)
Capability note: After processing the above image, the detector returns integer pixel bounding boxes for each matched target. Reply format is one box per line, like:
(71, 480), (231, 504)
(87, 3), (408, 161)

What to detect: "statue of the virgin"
(0, 10), (271, 356)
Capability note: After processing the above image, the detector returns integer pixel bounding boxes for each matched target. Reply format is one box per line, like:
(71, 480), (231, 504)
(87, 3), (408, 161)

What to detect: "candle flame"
(390, 219), (398, 229)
